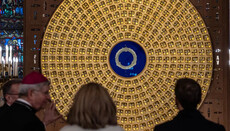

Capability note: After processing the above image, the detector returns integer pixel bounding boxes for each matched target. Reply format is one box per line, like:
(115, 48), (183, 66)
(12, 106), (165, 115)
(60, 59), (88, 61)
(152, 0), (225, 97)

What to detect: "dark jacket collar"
(2, 103), (10, 108)
(14, 100), (37, 114)
(174, 109), (205, 120)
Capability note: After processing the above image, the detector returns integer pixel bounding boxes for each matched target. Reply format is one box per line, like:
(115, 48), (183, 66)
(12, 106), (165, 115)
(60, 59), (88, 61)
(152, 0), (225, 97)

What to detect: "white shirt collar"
(17, 98), (32, 106)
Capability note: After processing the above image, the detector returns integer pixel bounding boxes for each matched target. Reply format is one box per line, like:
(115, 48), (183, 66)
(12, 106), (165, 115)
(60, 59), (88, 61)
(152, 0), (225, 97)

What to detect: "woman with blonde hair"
(60, 82), (123, 131)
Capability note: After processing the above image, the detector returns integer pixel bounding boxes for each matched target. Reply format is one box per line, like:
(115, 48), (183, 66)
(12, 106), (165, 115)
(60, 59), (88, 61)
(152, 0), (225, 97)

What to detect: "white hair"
(19, 81), (50, 97)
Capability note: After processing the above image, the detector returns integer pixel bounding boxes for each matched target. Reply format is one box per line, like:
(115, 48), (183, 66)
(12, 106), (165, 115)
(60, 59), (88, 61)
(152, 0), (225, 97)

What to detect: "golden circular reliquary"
(41, 0), (213, 130)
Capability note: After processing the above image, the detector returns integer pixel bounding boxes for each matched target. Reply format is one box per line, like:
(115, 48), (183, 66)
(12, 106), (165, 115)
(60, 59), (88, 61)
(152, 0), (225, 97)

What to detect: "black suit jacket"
(0, 100), (45, 131)
(0, 103), (10, 116)
(154, 109), (225, 131)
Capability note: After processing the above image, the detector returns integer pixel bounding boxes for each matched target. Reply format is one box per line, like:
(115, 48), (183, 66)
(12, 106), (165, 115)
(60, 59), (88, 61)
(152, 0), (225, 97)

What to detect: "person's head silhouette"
(175, 78), (201, 110)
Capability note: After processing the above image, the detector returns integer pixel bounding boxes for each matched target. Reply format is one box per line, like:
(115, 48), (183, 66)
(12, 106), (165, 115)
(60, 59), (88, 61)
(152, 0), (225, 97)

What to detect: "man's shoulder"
(154, 120), (174, 131)
(11, 101), (36, 113)
(202, 119), (225, 131)
(4, 102), (39, 122)
(154, 118), (225, 131)
(0, 104), (10, 117)
(0, 104), (9, 110)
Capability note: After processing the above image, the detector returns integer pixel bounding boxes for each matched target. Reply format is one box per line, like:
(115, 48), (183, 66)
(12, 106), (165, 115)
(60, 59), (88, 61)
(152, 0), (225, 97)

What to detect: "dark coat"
(154, 109), (225, 131)
(0, 103), (10, 116)
(0, 100), (45, 131)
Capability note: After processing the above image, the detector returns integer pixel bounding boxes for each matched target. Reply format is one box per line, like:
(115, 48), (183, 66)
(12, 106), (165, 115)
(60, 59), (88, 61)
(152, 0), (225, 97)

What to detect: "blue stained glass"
(15, 7), (20, 14)
(109, 41), (146, 78)
(4, 39), (9, 45)
(20, 7), (23, 15)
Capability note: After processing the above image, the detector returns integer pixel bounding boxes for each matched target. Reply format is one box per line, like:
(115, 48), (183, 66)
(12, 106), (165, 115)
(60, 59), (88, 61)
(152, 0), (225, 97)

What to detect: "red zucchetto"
(22, 71), (48, 84)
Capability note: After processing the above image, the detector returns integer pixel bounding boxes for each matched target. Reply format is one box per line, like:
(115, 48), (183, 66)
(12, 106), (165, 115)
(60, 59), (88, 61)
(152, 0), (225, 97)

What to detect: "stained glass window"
(0, 0), (23, 79)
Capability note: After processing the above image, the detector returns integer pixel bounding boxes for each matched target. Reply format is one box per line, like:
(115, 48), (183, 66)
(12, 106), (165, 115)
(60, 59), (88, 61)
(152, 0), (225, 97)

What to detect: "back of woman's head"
(67, 82), (117, 129)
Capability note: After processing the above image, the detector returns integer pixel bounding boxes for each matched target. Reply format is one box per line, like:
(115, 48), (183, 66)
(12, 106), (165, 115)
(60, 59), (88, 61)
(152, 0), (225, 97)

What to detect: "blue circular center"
(109, 41), (146, 77)
(119, 52), (133, 66)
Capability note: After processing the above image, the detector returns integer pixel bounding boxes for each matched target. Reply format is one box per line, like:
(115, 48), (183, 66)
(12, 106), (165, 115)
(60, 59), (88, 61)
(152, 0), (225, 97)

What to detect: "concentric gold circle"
(41, 0), (213, 130)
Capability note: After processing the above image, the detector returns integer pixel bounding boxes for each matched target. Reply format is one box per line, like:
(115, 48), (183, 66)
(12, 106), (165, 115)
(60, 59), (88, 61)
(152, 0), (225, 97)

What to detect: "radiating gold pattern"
(41, 0), (213, 130)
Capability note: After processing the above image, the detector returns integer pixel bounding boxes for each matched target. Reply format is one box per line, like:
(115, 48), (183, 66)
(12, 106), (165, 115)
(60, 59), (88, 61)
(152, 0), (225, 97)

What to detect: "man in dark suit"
(0, 72), (60, 131)
(154, 78), (225, 131)
(0, 79), (22, 116)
